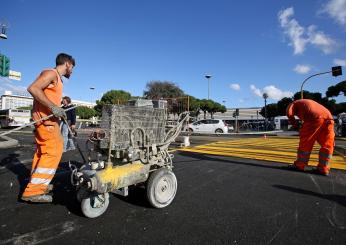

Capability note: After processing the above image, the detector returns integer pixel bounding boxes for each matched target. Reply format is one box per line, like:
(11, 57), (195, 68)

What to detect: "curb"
(0, 135), (19, 149)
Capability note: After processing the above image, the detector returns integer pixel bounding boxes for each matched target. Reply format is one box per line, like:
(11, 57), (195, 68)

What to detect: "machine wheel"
(146, 168), (177, 208)
(215, 128), (223, 134)
(81, 192), (110, 218)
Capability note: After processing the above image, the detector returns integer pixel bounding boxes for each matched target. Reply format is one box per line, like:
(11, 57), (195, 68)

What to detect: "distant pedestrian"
(61, 96), (76, 152)
(22, 53), (75, 203)
(286, 99), (335, 176)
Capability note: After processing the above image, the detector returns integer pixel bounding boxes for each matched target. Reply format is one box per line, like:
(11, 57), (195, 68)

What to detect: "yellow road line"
(179, 137), (346, 170)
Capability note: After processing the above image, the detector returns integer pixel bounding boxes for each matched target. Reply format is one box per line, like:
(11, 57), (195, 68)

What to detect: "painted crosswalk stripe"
(179, 137), (346, 170)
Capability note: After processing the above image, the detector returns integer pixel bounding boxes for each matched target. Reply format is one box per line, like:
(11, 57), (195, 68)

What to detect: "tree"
(199, 99), (213, 119)
(208, 102), (226, 119)
(260, 103), (278, 119)
(335, 102), (346, 114)
(326, 81), (346, 97)
(277, 97), (293, 116)
(144, 81), (184, 99)
(294, 90), (323, 103)
(76, 106), (96, 119)
(94, 90), (132, 115)
(188, 96), (201, 119)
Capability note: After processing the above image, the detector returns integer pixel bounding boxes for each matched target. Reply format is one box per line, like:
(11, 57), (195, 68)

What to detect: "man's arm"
(27, 70), (57, 109)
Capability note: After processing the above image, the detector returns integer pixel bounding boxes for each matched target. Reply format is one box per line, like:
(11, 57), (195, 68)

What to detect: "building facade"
(1, 91), (96, 109)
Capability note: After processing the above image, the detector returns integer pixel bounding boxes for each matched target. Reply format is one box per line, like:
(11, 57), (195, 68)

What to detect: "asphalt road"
(0, 131), (346, 244)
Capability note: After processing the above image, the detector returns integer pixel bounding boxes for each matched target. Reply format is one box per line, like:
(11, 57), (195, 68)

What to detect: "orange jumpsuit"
(286, 99), (335, 174)
(22, 69), (64, 198)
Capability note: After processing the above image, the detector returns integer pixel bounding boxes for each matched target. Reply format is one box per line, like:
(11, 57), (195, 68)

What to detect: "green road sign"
(0, 54), (10, 77)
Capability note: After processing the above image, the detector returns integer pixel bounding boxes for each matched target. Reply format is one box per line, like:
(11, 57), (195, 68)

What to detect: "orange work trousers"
(294, 119), (335, 174)
(22, 123), (63, 197)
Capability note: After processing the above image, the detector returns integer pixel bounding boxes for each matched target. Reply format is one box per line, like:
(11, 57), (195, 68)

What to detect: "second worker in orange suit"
(286, 99), (335, 176)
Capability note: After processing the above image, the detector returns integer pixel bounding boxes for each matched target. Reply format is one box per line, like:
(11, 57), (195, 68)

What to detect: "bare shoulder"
(29, 69), (58, 89)
(40, 69), (58, 81)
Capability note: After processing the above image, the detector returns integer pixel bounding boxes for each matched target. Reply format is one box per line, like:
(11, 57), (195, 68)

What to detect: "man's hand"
(50, 105), (67, 119)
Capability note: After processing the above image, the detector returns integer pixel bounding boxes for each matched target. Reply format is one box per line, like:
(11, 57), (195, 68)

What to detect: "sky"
(0, 0), (346, 108)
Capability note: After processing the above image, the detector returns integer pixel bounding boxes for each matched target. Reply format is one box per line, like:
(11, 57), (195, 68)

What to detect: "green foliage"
(76, 106), (96, 119)
(198, 99), (226, 119)
(16, 106), (33, 110)
(326, 81), (346, 97)
(260, 103), (278, 119)
(94, 90), (132, 115)
(277, 97), (293, 116)
(144, 81), (184, 99)
(294, 90), (323, 102)
(335, 102), (346, 114)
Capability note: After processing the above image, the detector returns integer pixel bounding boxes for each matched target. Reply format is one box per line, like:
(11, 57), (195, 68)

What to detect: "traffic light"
(0, 54), (10, 77)
(332, 66), (342, 77)
(235, 108), (239, 117)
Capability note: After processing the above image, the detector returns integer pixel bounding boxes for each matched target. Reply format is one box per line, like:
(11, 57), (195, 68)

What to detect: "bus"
(0, 109), (31, 128)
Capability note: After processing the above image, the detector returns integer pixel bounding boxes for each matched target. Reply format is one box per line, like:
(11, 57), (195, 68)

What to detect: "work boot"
(287, 164), (304, 172)
(21, 194), (53, 203)
(44, 184), (54, 194)
(312, 168), (330, 176)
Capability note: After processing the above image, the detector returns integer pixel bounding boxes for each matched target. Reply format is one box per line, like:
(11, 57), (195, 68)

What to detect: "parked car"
(188, 119), (228, 134)
(222, 120), (234, 132)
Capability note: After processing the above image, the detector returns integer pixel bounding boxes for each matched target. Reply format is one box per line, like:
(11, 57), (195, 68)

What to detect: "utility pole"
(205, 74), (212, 100)
(263, 93), (268, 131)
(300, 66), (342, 99)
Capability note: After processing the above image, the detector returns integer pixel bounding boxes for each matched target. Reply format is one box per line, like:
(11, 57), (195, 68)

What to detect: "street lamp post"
(263, 93), (268, 131)
(90, 87), (95, 108)
(205, 74), (212, 100)
(300, 66), (342, 99)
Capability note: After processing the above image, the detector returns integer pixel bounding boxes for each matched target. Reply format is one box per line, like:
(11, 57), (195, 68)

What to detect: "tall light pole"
(300, 66), (342, 99)
(90, 87), (95, 108)
(263, 92), (268, 131)
(205, 74), (212, 100)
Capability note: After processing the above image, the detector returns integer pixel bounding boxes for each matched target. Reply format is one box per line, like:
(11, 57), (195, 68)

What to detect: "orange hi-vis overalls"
(22, 69), (64, 198)
(286, 99), (335, 174)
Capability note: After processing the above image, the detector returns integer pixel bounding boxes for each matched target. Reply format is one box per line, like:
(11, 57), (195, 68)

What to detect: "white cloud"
(334, 58), (346, 66)
(278, 7), (307, 55)
(294, 64), (311, 74)
(322, 0), (346, 27)
(230, 83), (240, 91)
(307, 26), (338, 54)
(0, 77), (28, 95)
(250, 85), (262, 97)
(278, 7), (338, 54)
(250, 84), (293, 100)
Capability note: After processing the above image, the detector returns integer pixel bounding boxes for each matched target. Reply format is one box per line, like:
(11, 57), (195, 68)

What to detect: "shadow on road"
(273, 184), (346, 207)
(0, 151), (30, 198)
(51, 161), (85, 217)
(114, 186), (152, 208)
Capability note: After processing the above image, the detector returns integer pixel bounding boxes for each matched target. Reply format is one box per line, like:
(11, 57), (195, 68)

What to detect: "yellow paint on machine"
(179, 137), (346, 170)
(97, 161), (145, 188)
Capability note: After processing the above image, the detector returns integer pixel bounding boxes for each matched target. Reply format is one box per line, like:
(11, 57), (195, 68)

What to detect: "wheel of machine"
(81, 192), (110, 218)
(215, 128), (223, 134)
(146, 168), (177, 208)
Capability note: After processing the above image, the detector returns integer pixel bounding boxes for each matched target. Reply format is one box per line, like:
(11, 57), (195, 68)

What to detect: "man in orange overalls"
(286, 99), (335, 176)
(21, 53), (75, 203)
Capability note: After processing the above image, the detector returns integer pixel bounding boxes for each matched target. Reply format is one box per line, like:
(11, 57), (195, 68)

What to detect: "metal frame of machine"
(71, 102), (189, 218)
